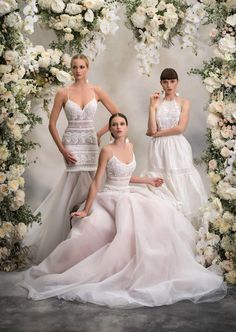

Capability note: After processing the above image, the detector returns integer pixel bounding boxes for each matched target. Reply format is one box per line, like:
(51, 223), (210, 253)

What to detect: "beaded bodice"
(156, 99), (181, 129)
(103, 154), (136, 192)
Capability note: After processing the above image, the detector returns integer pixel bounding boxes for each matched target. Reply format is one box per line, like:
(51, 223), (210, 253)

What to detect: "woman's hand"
(96, 132), (101, 146)
(147, 177), (164, 187)
(71, 210), (88, 218)
(61, 149), (77, 164)
(150, 92), (160, 109)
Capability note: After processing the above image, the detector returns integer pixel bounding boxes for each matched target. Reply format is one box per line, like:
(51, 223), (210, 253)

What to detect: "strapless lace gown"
(20, 154), (226, 308)
(144, 99), (207, 227)
(24, 97), (99, 263)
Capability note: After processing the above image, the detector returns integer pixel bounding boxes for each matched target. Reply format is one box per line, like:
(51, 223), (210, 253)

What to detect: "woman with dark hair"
(20, 113), (226, 308)
(24, 54), (119, 263)
(145, 68), (207, 228)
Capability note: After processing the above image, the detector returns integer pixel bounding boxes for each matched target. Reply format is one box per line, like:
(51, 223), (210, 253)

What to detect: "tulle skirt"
(20, 187), (226, 308)
(24, 170), (94, 263)
(145, 135), (207, 228)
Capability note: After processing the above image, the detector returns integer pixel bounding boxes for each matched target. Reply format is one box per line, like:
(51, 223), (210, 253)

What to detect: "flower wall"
(0, 0), (235, 282)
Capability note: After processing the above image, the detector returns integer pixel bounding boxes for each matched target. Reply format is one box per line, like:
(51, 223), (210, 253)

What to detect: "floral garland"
(192, 1), (236, 284)
(25, 0), (120, 60)
(0, 1), (41, 271)
(121, 0), (206, 75)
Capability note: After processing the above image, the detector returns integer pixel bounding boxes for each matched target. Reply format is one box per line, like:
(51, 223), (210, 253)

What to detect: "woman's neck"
(72, 79), (88, 87)
(164, 93), (176, 101)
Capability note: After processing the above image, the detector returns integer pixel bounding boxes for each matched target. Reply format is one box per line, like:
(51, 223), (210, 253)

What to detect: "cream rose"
(208, 172), (221, 184)
(8, 179), (19, 192)
(65, 3), (82, 15)
(207, 113), (220, 128)
(217, 181), (236, 200)
(204, 76), (222, 93)
(51, 0), (65, 13)
(0, 146), (9, 161)
(208, 101), (225, 114)
(220, 147), (231, 158)
(38, 0), (52, 9)
(4, 50), (18, 65)
(219, 34), (236, 54)
(15, 222), (27, 239)
(226, 14), (236, 26)
(84, 9), (94, 23)
(208, 159), (217, 170)
(131, 12), (146, 29)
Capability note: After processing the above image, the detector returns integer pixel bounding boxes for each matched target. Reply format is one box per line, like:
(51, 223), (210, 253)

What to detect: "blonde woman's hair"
(71, 54), (89, 68)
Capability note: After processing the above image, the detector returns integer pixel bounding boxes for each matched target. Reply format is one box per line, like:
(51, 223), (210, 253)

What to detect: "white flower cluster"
(196, 198), (236, 283)
(22, 46), (72, 104)
(125, 0), (207, 75)
(181, 1), (206, 51)
(0, 164), (26, 210)
(33, 0), (120, 57)
(0, 221), (28, 272)
(82, 2), (120, 60)
(0, 0), (18, 17)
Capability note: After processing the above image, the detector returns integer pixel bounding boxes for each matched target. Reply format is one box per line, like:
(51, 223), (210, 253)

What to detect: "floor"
(0, 272), (235, 332)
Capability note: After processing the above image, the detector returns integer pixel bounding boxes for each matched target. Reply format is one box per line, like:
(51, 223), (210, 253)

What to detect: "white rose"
(131, 12), (146, 29)
(221, 126), (233, 139)
(146, 7), (156, 17)
(208, 101), (225, 114)
(60, 14), (70, 26)
(0, 146), (9, 161)
(207, 113), (220, 128)
(8, 179), (19, 192)
(12, 124), (22, 140)
(38, 0), (52, 9)
(213, 138), (225, 148)
(219, 35), (236, 54)
(51, 0), (65, 13)
(68, 15), (83, 30)
(0, 0), (18, 16)
(217, 181), (236, 200)
(220, 260), (234, 272)
(61, 53), (71, 67)
(204, 246), (217, 265)
(84, 9), (94, 23)
(0, 64), (12, 74)
(15, 222), (27, 239)
(204, 76), (222, 93)
(83, 0), (103, 10)
(164, 11), (178, 29)
(0, 172), (6, 184)
(226, 14), (236, 26)
(4, 12), (22, 28)
(8, 164), (25, 178)
(56, 70), (71, 83)
(65, 3), (82, 15)
(208, 172), (221, 184)
(99, 19), (110, 35)
(157, 1), (166, 11)
(0, 184), (8, 197)
(2, 72), (18, 84)
(64, 33), (74, 41)
(38, 56), (51, 68)
(4, 50), (18, 65)
(50, 67), (60, 76)
(220, 147), (231, 158)
(208, 159), (217, 170)
(53, 21), (65, 30)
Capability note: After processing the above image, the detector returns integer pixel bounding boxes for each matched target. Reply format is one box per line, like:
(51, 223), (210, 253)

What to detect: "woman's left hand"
(148, 177), (164, 187)
(71, 210), (88, 218)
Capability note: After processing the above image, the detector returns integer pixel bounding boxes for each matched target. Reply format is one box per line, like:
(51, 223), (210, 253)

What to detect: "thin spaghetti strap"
(67, 87), (69, 101)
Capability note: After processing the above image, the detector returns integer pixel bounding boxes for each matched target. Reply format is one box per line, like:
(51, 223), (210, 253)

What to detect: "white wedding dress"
(24, 94), (99, 263)
(20, 152), (226, 308)
(144, 99), (207, 227)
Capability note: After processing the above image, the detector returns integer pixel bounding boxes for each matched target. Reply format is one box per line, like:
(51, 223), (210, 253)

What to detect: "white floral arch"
(0, 0), (235, 283)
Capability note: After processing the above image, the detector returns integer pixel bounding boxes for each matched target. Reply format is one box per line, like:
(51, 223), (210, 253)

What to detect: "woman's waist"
(103, 176), (131, 192)
(66, 120), (95, 130)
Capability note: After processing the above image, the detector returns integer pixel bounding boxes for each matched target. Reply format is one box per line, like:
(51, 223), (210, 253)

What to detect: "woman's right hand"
(150, 92), (160, 109)
(61, 148), (77, 164)
(71, 210), (88, 218)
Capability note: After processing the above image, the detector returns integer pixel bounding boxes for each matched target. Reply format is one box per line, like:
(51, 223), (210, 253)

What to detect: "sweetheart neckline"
(65, 97), (97, 111)
(108, 154), (135, 166)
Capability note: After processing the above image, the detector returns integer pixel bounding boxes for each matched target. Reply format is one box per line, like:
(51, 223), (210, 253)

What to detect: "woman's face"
(110, 116), (128, 140)
(71, 58), (88, 81)
(161, 79), (178, 95)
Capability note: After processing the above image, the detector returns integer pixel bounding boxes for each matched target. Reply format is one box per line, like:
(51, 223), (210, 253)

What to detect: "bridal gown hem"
(20, 153), (226, 308)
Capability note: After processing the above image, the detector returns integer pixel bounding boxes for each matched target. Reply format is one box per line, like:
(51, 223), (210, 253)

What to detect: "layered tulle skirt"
(20, 187), (226, 308)
(145, 135), (207, 227)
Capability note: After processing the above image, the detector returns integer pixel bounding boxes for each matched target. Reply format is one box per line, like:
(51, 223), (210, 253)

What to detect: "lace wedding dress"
(144, 99), (207, 227)
(24, 94), (99, 263)
(20, 152), (226, 308)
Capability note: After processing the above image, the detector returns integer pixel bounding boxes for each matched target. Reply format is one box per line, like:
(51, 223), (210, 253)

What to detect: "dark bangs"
(160, 68), (178, 81)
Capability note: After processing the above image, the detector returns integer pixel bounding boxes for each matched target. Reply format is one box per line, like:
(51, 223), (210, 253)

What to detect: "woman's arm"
(146, 92), (160, 136)
(152, 99), (190, 137)
(49, 89), (77, 164)
(130, 176), (163, 187)
(94, 86), (120, 139)
(71, 147), (110, 218)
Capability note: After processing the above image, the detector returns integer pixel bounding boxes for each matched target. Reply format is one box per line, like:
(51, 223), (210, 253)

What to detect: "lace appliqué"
(157, 100), (181, 130)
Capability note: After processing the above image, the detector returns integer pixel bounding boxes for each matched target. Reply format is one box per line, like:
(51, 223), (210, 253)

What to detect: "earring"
(109, 135), (114, 144)
(176, 92), (180, 97)
(125, 137), (129, 143)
